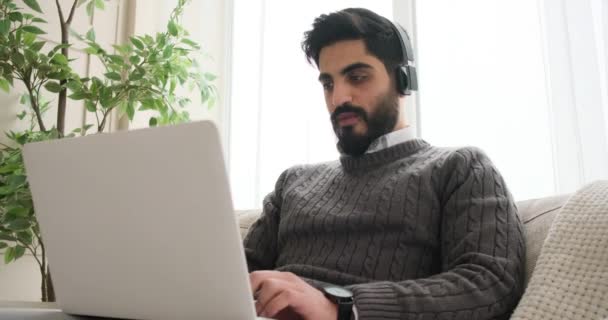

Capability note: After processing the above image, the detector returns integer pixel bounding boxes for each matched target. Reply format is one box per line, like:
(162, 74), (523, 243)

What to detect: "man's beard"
(330, 93), (400, 157)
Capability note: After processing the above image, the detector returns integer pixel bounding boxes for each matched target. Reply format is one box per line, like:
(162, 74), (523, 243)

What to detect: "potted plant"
(0, 0), (217, 302)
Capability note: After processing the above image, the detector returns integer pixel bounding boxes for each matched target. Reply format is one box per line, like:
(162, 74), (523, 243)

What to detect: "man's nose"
(331, 83), (353, 108)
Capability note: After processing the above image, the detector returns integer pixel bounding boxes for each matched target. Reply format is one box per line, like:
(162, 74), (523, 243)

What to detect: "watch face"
(325, 286), (353, 298)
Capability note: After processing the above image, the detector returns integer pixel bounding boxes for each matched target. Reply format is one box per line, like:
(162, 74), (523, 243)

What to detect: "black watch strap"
(322, 286), (354, 320)
(337, 302), (353, 320)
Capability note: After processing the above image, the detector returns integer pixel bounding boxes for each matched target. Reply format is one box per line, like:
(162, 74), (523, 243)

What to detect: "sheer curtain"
(414, 0), (555, 200)
(229, 0), (392, 209)
(414, 0), (608, 200)
(228, 0), (608, 209)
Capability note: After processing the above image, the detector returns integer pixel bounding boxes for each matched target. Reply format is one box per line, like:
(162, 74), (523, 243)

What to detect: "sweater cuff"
(350, 282), (402, 318)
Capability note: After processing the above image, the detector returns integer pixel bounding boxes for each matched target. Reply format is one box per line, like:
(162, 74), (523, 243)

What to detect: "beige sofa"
(236, 193), (570, 288)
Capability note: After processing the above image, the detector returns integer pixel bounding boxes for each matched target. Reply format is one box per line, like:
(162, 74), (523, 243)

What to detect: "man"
(244, 8), (525, 320)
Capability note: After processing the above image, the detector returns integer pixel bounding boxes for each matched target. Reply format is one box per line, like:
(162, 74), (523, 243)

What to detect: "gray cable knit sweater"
(244, 139), (525, 319)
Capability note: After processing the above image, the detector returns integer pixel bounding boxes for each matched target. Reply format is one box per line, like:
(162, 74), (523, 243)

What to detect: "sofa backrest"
(514, 194), (570, 286)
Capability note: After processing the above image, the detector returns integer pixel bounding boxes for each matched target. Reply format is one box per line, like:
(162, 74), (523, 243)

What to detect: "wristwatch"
(322, 286), (354, 320)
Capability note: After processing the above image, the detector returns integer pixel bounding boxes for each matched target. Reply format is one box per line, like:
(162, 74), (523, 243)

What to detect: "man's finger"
(250, 271), (303, 295)
(260, 290), (295, 319)
(250, 270), (280, 294)
(255, 278), (286, 314)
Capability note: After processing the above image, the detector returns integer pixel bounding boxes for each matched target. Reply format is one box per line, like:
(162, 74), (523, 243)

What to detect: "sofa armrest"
(236, 209), (262, 239)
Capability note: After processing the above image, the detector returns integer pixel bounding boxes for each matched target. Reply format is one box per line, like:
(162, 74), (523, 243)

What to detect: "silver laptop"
(21, 121), (260, 320)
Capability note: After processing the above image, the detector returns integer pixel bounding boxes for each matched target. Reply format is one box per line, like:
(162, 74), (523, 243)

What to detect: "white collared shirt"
(366, 126), (416, 154)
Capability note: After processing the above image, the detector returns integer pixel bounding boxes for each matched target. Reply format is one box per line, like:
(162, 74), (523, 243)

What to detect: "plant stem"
(55, 0), (79, 137)
(23, 81), (47, 132)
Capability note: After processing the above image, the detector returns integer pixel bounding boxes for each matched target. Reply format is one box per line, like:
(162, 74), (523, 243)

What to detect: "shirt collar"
(365, 126), (416, 154)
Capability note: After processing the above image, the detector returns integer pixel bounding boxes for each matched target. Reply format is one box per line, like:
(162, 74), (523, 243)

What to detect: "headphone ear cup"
(396, 67), (409, 95)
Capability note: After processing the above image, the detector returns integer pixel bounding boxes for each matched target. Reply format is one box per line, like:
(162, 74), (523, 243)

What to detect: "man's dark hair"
(302, 8), (403, 73)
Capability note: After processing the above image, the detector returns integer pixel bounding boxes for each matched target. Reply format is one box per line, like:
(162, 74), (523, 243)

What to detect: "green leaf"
(0, 185), (14, 195)
(17, 232), (32, 245)
(23, 0), (43, 13)
(66, 80), (81, 92)
(49, 43), (71, 56)
(8, 12), (23, 22)
(47, 71), (67, 80)
(31, 17), (46, 23)
(95, 0), (105, 9)
(0, 19), (10, 35)
(162, 46), (173, 59)
(24, 48), (38, 64)
(104, 72), (121, 81)
(130, 37), (144, 50)
(7, 206), (29, 218)
(107, 54), (123, 65)
(0, 164), (19, 174)
(12, 52), (25, 67)
(126, 101), (135, 120)
(16, 111), (26, 120)
(30, 40), (45, 52)
(181, 38), (200, 49)
(13, 246), (25, 260)
(168, 20), (178, 36)
(86, 28), (95, 42)
(21, 25), (46, 35)
(129, 69), (144, 82)
(4, 247), (14, 264)
(84, 47), (99, 55)
(0, 242), (7, 250)
(0, 233), (17, 242)
(99, 87), (112, 108)
(52, 53), (68, 65)
(112, 44), (131, 55)
(7, 175), (26, 187)
(149, 117), (157, 127)
(0, 77), (10, 93)
(84, 100), (96, 112)
(129, 55), (140, 65)
(204, 73), (217, 81)
(69, 92), (88, 100)
(7, 219), (31, 231)
(44, 81), (62, 93)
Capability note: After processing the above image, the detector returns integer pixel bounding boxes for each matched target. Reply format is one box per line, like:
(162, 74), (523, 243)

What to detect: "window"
(228, 0), (608, 209)
(229, 0), (392, 209)
(415, 0), (555, 200)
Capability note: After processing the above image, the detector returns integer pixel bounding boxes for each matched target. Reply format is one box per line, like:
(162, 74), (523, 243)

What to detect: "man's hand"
(250, 271), (338, 320)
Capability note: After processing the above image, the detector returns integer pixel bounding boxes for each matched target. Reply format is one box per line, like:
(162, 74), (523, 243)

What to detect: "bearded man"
(244, 8), (525, 320)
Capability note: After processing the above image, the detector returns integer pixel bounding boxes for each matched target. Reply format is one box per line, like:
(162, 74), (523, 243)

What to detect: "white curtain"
(228, 0), (608, 209)
(539, 0), (608, 195)
(228, 0), (393, 209)
(409, 0), (608, 200)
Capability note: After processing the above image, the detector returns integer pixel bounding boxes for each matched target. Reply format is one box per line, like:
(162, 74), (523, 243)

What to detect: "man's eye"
(322, 82), (333, 90)
(349, 74), (367, 82)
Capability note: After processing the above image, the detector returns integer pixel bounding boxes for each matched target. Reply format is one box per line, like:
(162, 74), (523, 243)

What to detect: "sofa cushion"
(236, 210), (263, 239)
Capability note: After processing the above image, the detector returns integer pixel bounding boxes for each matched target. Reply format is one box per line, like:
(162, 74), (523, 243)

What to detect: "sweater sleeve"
(346, 147), (525, 320)
(243, 169), (289, 271)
